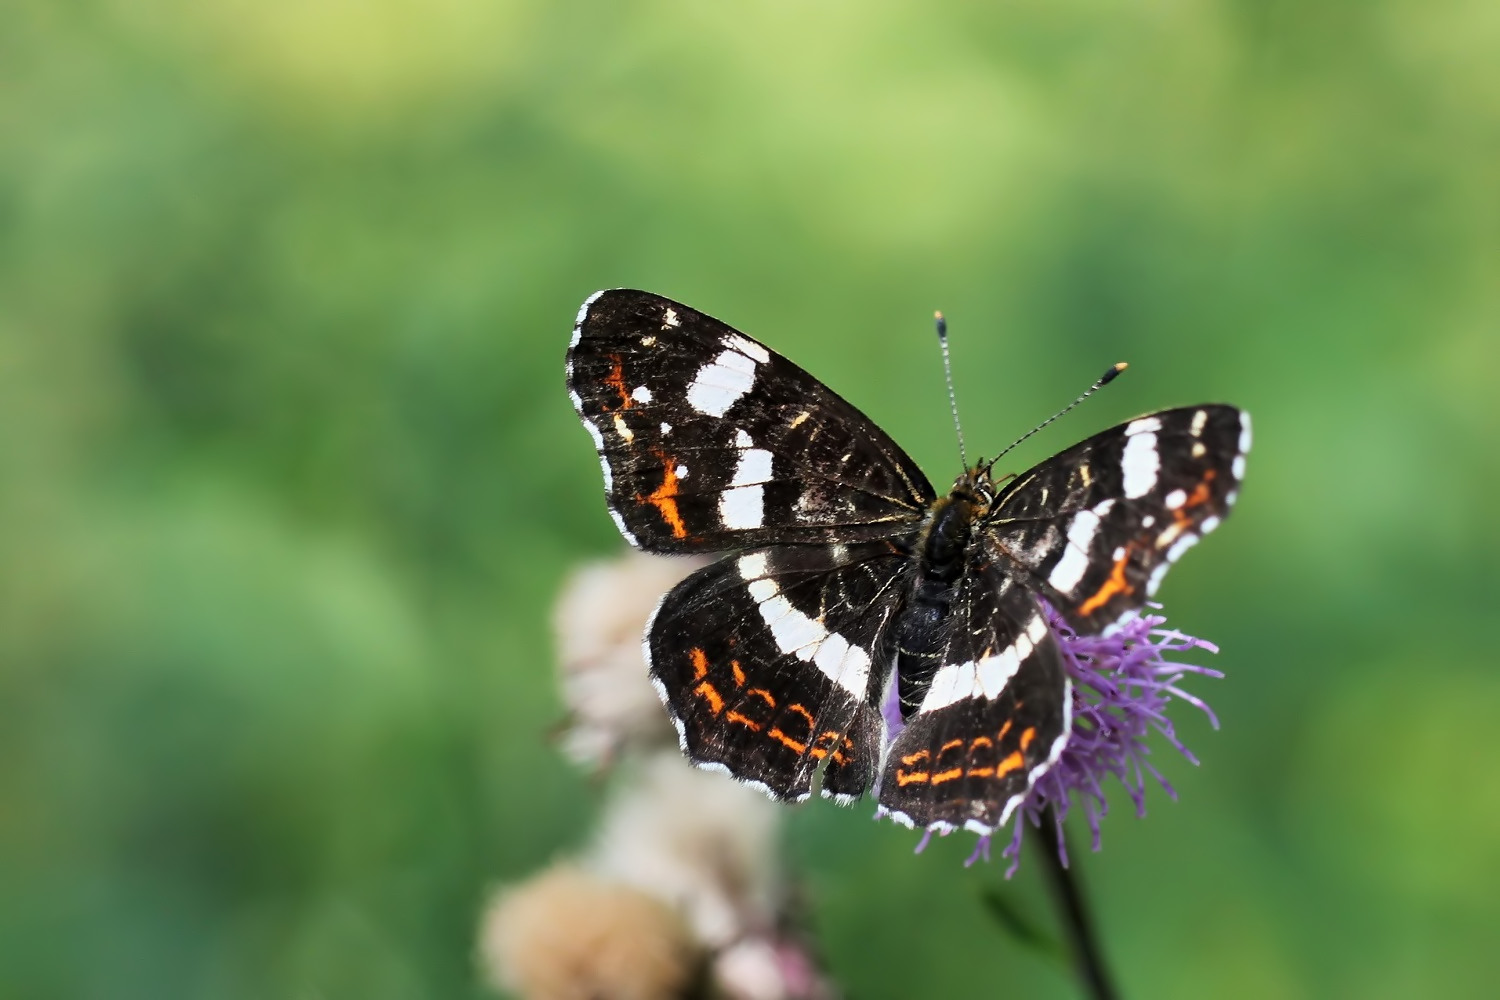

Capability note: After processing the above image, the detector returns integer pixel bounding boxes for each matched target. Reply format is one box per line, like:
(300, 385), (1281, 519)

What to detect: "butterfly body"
(894, 472), (992, 719)
(566, 289), (1248, 836)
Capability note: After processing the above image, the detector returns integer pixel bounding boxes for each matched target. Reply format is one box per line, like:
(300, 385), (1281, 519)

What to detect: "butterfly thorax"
(892, 467), (996, 717)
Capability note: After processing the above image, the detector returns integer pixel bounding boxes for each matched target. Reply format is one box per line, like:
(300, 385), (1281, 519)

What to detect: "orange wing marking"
(1019, 726), (1037, 751)
(1169, 469), (1219, 533)
(694, 681), (723, 714)
(639, 450), (687, 539)
(895, 748), (931, 784)
(768, 728), (806, 754)
(1079, 546), (1134, 615)
(930, 767), (964, 785)
(1184, 469), (1217, 509)
(810, 731), (852, 765)
(731, 661), (746, 687)
(603, 354), (634, 410)
(769, 703), (818, 756)
(726, 711), (760, 731)
(994, 750), (1025, 779)
(745, 687), (775, 708)
(688, 647), (709, 680)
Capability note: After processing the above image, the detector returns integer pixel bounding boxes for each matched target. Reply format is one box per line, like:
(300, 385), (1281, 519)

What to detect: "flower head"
(891, 605), (1223, 876)
(552, 551), (708, 769)
(478, 862), (701, 1000)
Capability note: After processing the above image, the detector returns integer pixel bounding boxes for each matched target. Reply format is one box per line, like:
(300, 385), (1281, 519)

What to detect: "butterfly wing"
(567, 289), (935, 552)
(647, 542), (910, 801)
(986, 405), (1249, 633)
(877, 562), (1070, 834)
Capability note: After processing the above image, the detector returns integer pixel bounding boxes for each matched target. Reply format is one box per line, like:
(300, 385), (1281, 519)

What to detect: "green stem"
(1034, 808), (1119, 1000)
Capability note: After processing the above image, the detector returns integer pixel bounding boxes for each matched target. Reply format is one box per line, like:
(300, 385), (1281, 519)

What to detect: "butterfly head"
(951, 463), (999, 509)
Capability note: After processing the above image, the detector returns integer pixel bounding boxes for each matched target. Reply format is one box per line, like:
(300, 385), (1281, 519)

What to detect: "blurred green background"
(3, 0), (1497, 997)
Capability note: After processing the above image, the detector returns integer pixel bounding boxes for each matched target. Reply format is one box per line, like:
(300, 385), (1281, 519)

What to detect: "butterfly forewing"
(646, 542), (908, 801)
(567, 289), (934, 553)
(986, 405), (1249, 633)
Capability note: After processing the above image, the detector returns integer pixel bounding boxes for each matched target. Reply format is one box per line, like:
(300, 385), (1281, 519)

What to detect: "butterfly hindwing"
(566, 289), (934, 553)
(877, 562), (1070, 833)
(646, 541), (909, 802)
(986, 404), (1249, 633)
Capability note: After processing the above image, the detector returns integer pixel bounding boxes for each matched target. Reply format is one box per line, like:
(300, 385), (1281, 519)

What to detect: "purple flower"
(886, 604), (1223, 877)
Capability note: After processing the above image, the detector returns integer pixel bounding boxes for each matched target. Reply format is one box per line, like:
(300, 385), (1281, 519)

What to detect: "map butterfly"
(566, 289), (1249, 836)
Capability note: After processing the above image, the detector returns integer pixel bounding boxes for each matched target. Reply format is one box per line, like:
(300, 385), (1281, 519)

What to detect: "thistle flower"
(892, 605), (1223, 877)
(588, 750), (783, 949)
(478, 862), (701, 1000)
(552, 551), (708, 769)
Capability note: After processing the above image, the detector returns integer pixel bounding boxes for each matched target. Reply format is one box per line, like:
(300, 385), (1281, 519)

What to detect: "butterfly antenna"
(983, 362), (1129, 477)
(935, 311), (968, 469)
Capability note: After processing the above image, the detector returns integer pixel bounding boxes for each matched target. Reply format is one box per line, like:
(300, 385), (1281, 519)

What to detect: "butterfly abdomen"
(893, 492), (982, 717)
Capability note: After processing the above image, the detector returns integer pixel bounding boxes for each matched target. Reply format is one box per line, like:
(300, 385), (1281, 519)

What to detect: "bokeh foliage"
(2, 1), (1497, 997)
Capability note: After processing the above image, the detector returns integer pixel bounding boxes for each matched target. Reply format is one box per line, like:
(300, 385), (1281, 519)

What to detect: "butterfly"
(565, 289), (1248, 836)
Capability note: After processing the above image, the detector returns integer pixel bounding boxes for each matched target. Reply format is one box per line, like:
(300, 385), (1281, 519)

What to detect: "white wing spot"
(730, 449), (773, 486)
(719, 487), (764, 529)
(1048, 501), (1114, 593)
(738, 551), (768, 580)
(1166, 532), (1199, 563)
(1126, 416), (1162, 436)
(720, 438), (770, 528)
(921, 614), (1048, 711)
(1238, 412), (1253, 454)
(727, 334), (771, 363)
(1200, 515), (1221, 534)
(612, 413), (634, 443)
(686, 349), (756, 417)
(641, 335), (656, 347)
(675, 464), (688, 479)
(662, 307), (680, 328)
(660, 422), (672, 435)
(1191, 409), (1208, 437)
(1121, 432), (1159, 498)
(1164, 488), (1187, 509)
(631, 385), (653, 404)
(1232, 454), (1246, 481)
(742, 569), (868, 696)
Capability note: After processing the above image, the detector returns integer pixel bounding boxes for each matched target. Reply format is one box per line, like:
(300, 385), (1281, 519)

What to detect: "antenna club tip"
(1114, 361), (1129, 372)
(1099, 362), (1128, 385)
(933, 311), (947, 337)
